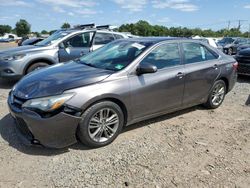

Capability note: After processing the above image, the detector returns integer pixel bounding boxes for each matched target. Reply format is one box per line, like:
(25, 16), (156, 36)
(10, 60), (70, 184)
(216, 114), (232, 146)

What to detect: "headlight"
(22, 93), (75, 112)
(3, 54), (26, 61)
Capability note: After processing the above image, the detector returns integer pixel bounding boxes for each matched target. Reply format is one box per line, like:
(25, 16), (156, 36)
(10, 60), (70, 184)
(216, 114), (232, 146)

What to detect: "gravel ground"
(0, 43), (249, 187)
(0, 78), (249, 188)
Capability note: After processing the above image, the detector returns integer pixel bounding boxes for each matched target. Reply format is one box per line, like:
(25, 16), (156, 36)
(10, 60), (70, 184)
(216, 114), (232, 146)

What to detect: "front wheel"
(204, 80), (226, 109)
(26, 62), (49, 74)
(228, 48), (233, 55)
(77, 101), (124, 148)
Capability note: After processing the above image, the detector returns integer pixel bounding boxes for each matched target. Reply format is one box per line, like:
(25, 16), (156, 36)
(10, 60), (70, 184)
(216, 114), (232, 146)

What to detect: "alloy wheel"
(88, 108), (119, 143)
(211, 83), (225, 106)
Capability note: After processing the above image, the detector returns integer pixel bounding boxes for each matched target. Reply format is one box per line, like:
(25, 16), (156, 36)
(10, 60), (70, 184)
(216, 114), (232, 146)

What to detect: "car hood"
(0, 45), (49, 56)
(13, 61), (113, 99)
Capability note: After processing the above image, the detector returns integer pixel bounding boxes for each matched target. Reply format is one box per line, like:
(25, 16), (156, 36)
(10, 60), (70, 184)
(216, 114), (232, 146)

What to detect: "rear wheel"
(77, 101), (124, 148)
(26, 62), (49, 74)
(204, 80), (226, 109)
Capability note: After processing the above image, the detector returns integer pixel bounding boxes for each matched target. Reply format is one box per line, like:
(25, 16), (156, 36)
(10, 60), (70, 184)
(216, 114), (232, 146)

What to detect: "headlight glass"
(22, 93), (75, 112)
(3, 54), (26, 61)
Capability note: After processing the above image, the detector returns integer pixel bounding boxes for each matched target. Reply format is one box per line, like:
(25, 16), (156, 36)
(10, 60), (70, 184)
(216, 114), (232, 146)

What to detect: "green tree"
(41, 30), (48, 34)
(118, 20), (246, 38)
(0, 25), (12, 36)
(49, 30), (57, 35)
(15, 19), (31, 37)
(61, 22), (71, 29)
(33, 32), (41, 37)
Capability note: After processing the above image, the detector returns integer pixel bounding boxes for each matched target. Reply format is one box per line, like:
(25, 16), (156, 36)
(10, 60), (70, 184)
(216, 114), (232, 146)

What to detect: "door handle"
(213, 64), (218, 70)
(176, 72), (185, 79)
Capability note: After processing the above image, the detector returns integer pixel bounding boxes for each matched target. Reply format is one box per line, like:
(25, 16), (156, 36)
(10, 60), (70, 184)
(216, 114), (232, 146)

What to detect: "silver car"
(0, 25), (128, 79)
(8, 38), (237, 148)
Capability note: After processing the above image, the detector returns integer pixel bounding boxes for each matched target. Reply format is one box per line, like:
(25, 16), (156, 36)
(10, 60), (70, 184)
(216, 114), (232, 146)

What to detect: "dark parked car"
(223, 38), (250, 55)
(18, 38), (44, 46)
(235, 48), (250, 75)
(8, 38), (237, 148)
(237, 44), (250, 52)
(218, 37), (235, 47)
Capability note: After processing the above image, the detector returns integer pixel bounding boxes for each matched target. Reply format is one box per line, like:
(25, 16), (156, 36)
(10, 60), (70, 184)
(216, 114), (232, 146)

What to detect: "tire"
(26, 62), (49, 74)
(77, 101), (124, 148)
(204, 80), (226, 109)
(228, 48), (233, 55)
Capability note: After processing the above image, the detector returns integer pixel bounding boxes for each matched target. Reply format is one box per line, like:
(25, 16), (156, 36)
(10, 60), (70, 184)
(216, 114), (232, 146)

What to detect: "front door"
(58, 32), (94, 62)
(129, 43), (185, 119)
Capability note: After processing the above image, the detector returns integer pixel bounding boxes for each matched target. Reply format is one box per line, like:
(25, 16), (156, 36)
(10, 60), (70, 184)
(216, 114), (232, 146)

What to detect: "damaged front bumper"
(8, 94), (82, 149)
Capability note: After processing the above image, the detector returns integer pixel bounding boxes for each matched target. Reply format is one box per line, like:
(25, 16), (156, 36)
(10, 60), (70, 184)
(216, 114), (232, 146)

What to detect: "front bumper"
(0, 59), (23, 79)
(8, 95), (82, 148)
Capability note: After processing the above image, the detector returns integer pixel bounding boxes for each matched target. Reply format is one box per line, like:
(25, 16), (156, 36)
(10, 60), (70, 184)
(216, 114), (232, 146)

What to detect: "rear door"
(91, 32), (115, 51)
(129, 42), (185, 119)
(181, 42), (221, 106)
(58, 32), (94, 62)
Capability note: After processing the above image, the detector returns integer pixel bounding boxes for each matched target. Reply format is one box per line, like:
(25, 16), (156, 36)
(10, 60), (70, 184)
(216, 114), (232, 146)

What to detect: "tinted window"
(140, 43), (181, 69)
(183, 43), (218, 64)
(94, 33), (115, 45)
(64, 32), (93, 48)
(114, 34), (124, 39)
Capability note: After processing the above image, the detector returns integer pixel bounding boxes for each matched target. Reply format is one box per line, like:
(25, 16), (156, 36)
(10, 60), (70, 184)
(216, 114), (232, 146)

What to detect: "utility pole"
(248, 24), (250, 38)
(237, 20), (248, 30)
(227, 21), (231, 30)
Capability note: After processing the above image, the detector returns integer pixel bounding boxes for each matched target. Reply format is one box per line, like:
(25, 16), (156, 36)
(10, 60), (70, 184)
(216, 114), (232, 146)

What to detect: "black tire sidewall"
(77, 101), (124, 148)
(206, 80), (226, 109)
(26, 62), (49, 74)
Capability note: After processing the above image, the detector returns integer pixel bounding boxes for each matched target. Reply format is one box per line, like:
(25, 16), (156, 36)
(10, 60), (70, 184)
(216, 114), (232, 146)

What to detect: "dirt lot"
(0, 43), (250, 187)
(0, 42), (17, 50)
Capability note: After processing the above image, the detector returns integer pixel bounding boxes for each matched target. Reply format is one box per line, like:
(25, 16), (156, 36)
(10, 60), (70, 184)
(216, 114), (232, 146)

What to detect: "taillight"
(233, 61), (238, 71)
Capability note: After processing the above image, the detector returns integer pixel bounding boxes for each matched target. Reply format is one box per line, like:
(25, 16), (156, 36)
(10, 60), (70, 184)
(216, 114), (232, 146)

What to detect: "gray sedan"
(8, 37), (237, 148)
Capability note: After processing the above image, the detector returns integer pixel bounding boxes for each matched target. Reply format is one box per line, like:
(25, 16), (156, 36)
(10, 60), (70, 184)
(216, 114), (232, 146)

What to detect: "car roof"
(119, 37), (190, 44)
(56, 28), (128, 37)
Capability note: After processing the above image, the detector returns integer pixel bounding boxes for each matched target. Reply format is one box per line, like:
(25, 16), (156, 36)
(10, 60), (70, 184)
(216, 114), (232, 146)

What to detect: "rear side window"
(94, 33), (115, 45)
(183, 43), (218, 64)
(114, 34), (124, 39)
(140, 43), (181, 69)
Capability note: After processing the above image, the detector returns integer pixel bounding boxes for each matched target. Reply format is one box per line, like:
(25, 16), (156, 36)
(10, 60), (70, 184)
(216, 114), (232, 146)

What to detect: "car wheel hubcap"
(88, 108), (119, 143)
(211, 83), (225, 106)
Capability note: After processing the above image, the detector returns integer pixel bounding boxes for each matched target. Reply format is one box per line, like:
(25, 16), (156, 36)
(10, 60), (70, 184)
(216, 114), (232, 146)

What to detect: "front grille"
(15, 117), (33, 140)
(12, 94), (27, 110)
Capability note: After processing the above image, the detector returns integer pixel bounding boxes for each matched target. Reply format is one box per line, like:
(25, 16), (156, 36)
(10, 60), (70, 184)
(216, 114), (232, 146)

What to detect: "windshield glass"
(79, 40), (152, 71)
(35, 31), (70, 46)
(219, 37), (234, 44)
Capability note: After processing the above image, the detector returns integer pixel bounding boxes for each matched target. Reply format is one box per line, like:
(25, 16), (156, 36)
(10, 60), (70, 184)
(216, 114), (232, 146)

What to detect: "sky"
(0, 0), (250, 32)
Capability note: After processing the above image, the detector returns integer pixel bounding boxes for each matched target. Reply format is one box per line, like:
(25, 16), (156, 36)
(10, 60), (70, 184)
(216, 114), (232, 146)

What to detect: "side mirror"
(58, 43), (65, 49)
(136, 63), (157, 75)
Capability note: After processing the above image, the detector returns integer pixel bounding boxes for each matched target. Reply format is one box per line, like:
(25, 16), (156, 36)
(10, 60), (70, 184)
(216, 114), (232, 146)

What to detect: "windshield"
(79, 40), (152, 71)
(35, 31), (70, 46)
(219, 37), (234, 44)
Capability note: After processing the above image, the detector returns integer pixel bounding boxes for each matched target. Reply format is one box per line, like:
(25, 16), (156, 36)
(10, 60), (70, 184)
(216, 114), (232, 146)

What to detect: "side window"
(183, 43), (218, 64)
(114, 34), (124, 39)
(94, 33), (115, 45)
(64, 32), (93, 48)
(140, 43), (181, 70)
